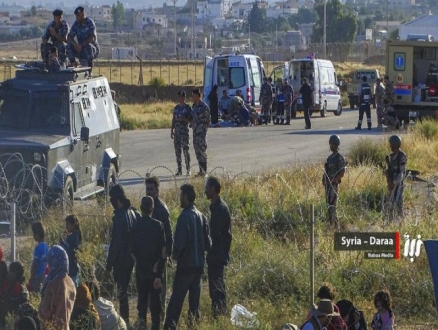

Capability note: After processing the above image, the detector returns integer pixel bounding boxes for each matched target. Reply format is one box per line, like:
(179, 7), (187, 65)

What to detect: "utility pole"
(191, 0), (195, 58)
(323, 0), (327, 58)
(168, 0), (178, 56)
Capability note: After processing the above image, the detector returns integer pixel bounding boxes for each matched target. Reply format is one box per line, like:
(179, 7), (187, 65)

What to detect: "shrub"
(148, 77), (166, 88)
(347, 137), (387, 167)
(414, 119), (438, 140)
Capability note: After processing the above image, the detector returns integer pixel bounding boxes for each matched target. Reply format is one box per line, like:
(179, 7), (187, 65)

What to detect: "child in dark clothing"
(0, 262), (29, 326)
(29, 221), (49, 294)
(60, 214), (82, 287)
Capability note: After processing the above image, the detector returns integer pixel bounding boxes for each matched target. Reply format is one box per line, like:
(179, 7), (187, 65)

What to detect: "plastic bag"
(230, 304), (260, 328)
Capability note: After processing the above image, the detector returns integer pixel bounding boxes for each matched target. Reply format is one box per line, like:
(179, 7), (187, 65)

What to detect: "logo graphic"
(403, 233), (423, 262)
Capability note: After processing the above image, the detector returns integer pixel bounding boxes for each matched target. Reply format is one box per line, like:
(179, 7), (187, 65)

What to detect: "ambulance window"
(394, 53), (405, 71)
(252, 67), (261, 88)
(229, 67), (245, 89)
(321, 70), (329, 85)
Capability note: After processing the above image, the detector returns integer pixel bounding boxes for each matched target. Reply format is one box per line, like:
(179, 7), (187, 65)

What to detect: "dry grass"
(119, 101), (174, 130)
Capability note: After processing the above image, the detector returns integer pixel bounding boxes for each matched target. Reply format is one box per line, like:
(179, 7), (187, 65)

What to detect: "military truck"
(0, 65), (121, 218)
(386, 39), (438, 121)
(347, 69), (380, 109)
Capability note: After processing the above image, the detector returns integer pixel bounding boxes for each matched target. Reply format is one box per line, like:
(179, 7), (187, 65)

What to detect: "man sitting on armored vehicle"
(67, 6), (100, 71)
(47, 47), (66, 73)
(41, 9), (68, 68)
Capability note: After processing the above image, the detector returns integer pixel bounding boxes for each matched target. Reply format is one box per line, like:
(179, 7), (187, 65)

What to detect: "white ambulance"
(203, 53), (266, 113)
(271, 56), (343, 117)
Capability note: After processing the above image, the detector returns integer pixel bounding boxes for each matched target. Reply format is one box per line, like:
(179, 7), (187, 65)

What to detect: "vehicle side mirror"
(80, 127), (90, 143)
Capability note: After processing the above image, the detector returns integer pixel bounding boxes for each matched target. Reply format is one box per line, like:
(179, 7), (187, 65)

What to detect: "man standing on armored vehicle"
(41, 9), (68, 68)
(67, 6), (100, 71)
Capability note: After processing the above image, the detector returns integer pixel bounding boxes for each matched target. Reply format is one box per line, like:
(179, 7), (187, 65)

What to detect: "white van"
(271, 58), (342, 117)
(203, 54), (266, 112)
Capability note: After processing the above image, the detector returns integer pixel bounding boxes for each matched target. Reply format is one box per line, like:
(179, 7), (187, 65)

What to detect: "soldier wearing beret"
(41, 9), (69, 68)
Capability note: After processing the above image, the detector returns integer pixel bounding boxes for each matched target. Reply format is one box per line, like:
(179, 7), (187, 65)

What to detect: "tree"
(288, 8), (316, 27)
(312, 0), (357, 44)
(247, 2), (267, 34)
(111, 1), (125, 30)
(30, 5), (36, 17)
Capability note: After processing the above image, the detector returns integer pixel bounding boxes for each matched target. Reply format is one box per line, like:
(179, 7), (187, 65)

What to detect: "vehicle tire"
(349, 101), (354, 109)
(334, 102), (342, 116)
(320, 102), (327, 117)
(62, 176), (74, 210)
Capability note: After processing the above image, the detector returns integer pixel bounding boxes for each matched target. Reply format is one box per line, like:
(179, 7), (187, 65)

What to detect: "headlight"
(33, 152), (42, 162)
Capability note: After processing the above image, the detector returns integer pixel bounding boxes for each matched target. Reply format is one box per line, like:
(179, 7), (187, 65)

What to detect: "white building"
(211, 17), (243, 29)
(387, 0), (415, 9)
(85, 5), (112, 22)
(112, 47), (137, 60)
(197, 0), (231, 19)
(132, 10), (168, 30)
(399, 15), (438, 40)
(266, 6), (298, 18)
(231, 2), (253, 19)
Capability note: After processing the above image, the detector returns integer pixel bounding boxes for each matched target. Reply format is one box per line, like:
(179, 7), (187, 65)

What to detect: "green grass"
(119, 101), (174, 130)
(11, 125), (438, 329)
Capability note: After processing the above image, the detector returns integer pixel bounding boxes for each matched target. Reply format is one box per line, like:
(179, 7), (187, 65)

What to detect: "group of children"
(287, 283), (395, 330)
(0, 214), (126, 329)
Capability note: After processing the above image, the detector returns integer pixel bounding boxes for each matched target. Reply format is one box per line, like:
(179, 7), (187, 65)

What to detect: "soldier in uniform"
(384, 135), (407, 220)
(171, 91), (192, 176)
(322, 135), (346, 225)
(375, 78), (385, 129)
(355, 76), (372, 130)
(384, 75), (394, 105)
(382, 99), (399, 131)
(275, 78), (285, 125)
(67, 6), (100, 70)
(191, 89), (211, 176)
(268, 77), (276, 123)
(282, 78), (294, 125)
(260, 77), (273, 125)
(41, 9), (69, 68)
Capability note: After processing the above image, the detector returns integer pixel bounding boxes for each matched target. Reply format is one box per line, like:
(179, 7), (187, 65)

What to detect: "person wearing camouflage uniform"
(268, 77), (276, 123)
(171, 91), (192, 176)
(260, 77), (272, 125)
(375, 78), (385, 129)
(384, 75), (394, 105)
(281, 78), (294, 125)
(41, 9), (69, 67)
(384, 135), (407, 220)
(322, 135), (346, 225)
(191, 89), (211, 176)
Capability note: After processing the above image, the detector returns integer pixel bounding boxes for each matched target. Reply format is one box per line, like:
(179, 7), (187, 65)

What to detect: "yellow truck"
(347, 69), (380, 109)
(386, 39), (438, 121)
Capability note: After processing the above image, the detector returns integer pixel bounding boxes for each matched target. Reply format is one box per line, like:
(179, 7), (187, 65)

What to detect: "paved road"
(118, 108), (385, 188)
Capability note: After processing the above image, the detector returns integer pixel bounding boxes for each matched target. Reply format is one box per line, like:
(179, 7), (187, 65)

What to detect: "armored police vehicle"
(386, 39), (438, 120)
(0, 66), (121, 217)
(203, 53), (266, 113)
(347, 69), (380, 109)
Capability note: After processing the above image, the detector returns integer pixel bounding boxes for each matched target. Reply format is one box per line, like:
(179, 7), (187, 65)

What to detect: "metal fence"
(0, 41), (385, 86)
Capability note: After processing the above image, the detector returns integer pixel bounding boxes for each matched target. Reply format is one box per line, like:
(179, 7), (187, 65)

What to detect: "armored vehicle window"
(72, 102), (85, 136)
(0, 90), (29, 129)
(30, 92), (68, 128)
(228, 67), (245, 89)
